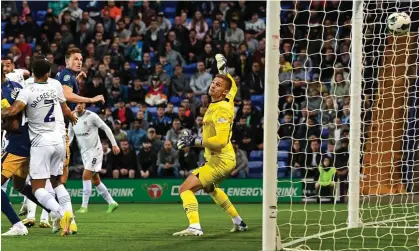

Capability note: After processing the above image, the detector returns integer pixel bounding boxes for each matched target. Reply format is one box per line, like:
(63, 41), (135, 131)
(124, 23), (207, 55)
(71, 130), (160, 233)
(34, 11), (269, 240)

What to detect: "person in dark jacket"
(138, 139), (157, 178)
(178, 147), (198, 178)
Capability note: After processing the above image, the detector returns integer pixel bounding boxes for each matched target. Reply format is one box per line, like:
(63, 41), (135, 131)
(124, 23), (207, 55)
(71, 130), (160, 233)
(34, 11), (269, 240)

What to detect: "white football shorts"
(30, 144), (65, 179)
(81, 148), (103, 173)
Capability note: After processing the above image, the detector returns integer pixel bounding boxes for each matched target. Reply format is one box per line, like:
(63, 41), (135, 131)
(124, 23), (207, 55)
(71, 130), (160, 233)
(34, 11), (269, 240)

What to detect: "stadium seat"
(1, 22), (6, 30)
(183, 63), (197, 75)
(169, 96), (182, 106)
(248, 161), (263, 174)
(2, 43), (13, 55)
(321, 140), (328, 152)
(130, 106), (140, 115)
(36, 21), (43, 27)
(205, 18), (213, 27)
(277, 169), (287, 178)
(36, 10), (47, 21)
(168, 18), (175, 27)
(247, 173), (263, 178)
(1, 31), (4, 39)
(147, 107), (158, 117)
(277, 162), (288, 178)
(86, 106), (100, 113)
(173, 106), (179, 114)
(278, 139), (292, 151)
(250, 95), (264, 107)
(164, 7), (176, 18)
(321, 128), (330, 138)
(278, 161), (287, 168)
(277, 151), (289, 162)
(249, 150), (263, 161)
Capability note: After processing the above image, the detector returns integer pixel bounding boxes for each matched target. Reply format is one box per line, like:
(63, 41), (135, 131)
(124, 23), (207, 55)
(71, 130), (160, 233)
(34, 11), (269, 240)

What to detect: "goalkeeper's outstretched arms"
(215, 54), (237, 102)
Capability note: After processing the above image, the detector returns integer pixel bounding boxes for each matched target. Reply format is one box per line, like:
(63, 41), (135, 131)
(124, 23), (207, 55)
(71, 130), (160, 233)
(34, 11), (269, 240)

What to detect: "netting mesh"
(275, 1), (419, 250)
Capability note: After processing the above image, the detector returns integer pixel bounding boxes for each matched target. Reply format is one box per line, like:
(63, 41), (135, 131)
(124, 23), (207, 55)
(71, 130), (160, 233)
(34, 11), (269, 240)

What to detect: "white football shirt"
(16, 82), (65, 146)
(25, 77), (66, 137)
(6, 69), (26, 87)
(69, 111), (117, 155)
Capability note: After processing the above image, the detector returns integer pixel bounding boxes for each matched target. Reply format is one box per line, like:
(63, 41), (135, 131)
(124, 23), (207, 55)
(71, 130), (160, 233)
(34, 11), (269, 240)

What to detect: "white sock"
(26, 199), (37, 220)
(54, 185), (73, 216)
(189, 223), (202, 230)
(82, 180), (92, 208)
(13, 221), (26, 229)
(232, 216), (243, 225)
(34, 188), (63, 217)
(1, 179), (9, 193)
(96, 182), (116, 205)
(40, 179), (55, 222)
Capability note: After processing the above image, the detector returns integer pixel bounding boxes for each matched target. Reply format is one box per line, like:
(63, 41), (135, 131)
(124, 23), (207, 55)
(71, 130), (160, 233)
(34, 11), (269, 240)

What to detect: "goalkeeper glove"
(215, 54), (228, 75)
(177, 131), (202, 149)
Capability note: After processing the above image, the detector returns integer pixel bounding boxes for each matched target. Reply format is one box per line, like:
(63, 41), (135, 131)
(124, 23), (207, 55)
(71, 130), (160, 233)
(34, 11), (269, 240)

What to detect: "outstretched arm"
(61, 102), (77, 125)
(94, 115), (118, 147)
(1, 100), (25, 119)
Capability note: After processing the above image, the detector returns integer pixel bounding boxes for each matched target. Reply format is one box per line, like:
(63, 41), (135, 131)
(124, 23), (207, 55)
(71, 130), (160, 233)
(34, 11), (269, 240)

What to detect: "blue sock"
(1, 190), (20, 225)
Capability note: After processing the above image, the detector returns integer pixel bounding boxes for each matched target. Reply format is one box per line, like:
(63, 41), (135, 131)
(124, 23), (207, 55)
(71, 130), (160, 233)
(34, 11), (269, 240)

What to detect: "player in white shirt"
(2, 56), (30, 87)
(69, 103), (120, 213)
(1, 58), (78, 236)
(21, 76), (74, 230)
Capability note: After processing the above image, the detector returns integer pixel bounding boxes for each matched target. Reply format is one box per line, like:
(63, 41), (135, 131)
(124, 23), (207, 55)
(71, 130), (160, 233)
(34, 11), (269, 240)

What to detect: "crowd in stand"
(2, 1), (367, 188)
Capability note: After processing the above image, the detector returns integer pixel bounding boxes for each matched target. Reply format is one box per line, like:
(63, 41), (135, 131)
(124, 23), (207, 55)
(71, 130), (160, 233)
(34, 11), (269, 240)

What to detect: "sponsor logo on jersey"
(142, 184), (168, 199)
(63, 75), (71, 81)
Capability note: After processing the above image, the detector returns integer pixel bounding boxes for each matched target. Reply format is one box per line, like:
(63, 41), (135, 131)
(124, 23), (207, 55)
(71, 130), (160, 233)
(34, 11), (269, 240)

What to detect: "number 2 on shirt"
(44, 99), (56, 122)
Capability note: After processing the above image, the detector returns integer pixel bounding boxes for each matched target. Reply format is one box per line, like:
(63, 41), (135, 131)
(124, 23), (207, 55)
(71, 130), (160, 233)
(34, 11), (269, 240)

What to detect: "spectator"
(113, 120), (128, 142)
(1, 2), (17, 21)
(170, 16), (189, 46)
(122, 0), (139, 19)
(188, 11), (209, 40)
(102, 9), (117, 37)
(150, 105), (172, 139)
(78, 11), (96, 34)
(127, 118), (147, 152)
(190, 61), (212, 95)
(282, 94), (299, 118)
(225, 20), (244, 48)
(329, 117), (349, 151)
(115, 19), (131, 44)
(165, 42), (185, 68)
(15, 33), (32, 68)
(236, 103), (262, 129)
(335, 138), (349, 200)
(296, 116), (321, 141)
(331, 73), (350, 105)
(306, 139), (322, 176)
(41, 13), (60, 42)
(156, 12), (172, 35)
(185, 90), (201, 115)
(140, 0), (156, 26)
(46, 53), (59, 78)
(171, 65), (189, 97)
(86, 74), (108, 104)
(110, 75), (129, 101)
(159, 54), (173, 77)
(244, 30), (259, 54)
(279, 113), (295, 139)
(112, 100), (134, 128)
(177, 106), (194, 129)
(186, 29), (203, 60)
(113, 139), (137, 178)
(231, 140), (248, 178)
(93, 32), (109, 61)
(322, 96), (338, 125)
(148, 63), (171, 86)
(207, 19), (225, 47)
(145, 18), (165, 55)
(340, 104), (350, 125)
(221, 43), (239, 73)
(157, 140), (180, 177)
(129, 79), (147, 104)
(165, 118), (183, 146)
(245, 13), (266, 39)
(102, 0), (122, 21)
(137, 52), (153, 81)
(21, 14), (39, 43)
(178, 147), (198, 177)
(145, 127), (163, 152)
(233, 116), (254, 153)
(103, 108), (115, 127)
(133, 110), (150, 131)
(201, 43), (217, 75)
(191, 115), (204, 137)
(244, 61), (264, 95)
(100, 139), (117, 178)
(325, 139), (336, 166)
(130, 16), (147, 36)
(59, 0), (83, 22)
(75, 21), (92, 48)
(164, 103), (177, 119)
(5, 14), (21, 43)
(289, 140), (305, 176)
(145, 75), (168, 106)
(138, 139), (157, 178)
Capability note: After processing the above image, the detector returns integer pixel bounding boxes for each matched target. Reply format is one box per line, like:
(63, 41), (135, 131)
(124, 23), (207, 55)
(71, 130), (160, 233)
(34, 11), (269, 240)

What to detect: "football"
(387, 12), (411, 35)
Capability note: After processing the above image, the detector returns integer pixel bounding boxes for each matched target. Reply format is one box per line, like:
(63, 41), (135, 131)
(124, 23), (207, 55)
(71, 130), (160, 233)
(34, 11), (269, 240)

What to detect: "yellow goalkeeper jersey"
(202, 73), (237, 162)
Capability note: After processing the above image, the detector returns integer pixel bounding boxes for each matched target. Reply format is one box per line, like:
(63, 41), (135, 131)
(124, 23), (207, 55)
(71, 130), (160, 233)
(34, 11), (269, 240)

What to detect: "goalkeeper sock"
(210, 188), (242, 225)
(180, 190), (201, 229)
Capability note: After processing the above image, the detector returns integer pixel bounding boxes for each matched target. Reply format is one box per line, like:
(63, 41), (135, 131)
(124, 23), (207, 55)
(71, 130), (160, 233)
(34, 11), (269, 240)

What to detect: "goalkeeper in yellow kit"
(173, 54), (248, 236)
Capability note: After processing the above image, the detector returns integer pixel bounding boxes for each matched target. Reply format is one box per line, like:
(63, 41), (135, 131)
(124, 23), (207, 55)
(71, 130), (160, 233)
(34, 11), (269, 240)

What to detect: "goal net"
(263, 0), (419, 250)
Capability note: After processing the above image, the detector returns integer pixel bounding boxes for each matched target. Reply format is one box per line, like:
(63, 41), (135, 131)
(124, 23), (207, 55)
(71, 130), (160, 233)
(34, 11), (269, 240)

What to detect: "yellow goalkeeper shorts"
(192, 156), (236, 189)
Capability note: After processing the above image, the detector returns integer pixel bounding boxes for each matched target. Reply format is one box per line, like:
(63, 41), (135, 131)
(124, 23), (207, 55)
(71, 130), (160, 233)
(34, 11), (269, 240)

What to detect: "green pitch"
(2, 204), (418, 251)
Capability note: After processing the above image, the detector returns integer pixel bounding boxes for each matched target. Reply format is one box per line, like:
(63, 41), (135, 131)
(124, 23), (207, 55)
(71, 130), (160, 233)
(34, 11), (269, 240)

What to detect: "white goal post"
(262, 0), (419, 250)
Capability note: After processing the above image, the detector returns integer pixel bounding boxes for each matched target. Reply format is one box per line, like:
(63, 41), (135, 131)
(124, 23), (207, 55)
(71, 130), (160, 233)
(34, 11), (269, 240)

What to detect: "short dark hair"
(65, 48), (82, 60)
(1, 56), (13, 63)
(32, 58), (51, 78)
(215, 74), (232, 91)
